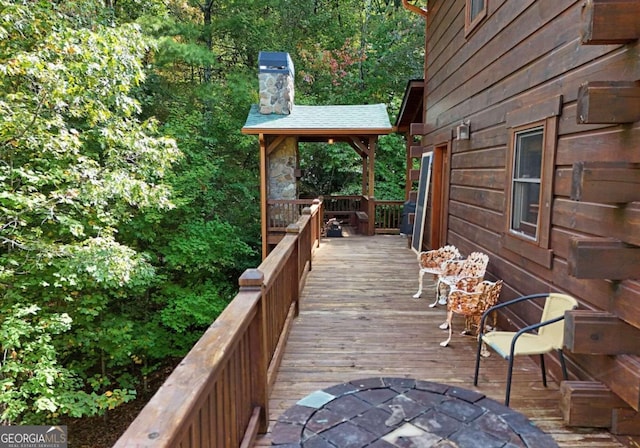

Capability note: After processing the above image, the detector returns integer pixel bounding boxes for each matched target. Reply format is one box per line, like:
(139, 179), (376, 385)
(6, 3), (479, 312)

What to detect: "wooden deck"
(253, 233), (634, 448)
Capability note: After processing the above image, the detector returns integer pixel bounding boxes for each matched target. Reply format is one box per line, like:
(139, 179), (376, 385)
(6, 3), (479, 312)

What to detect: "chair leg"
(461, 316), (473, 335)
(473, 335), (483, 386)
(505, 356), (514, 406)
(413, 270), (425, 299)
(437, 281), (448, 305)
(479, 340), (490, 358)
(428, 277), (441, 307)
(474, 318), (490, 357)
(440, 311), (453, 347)
(539, 354), (547, 388)
(558, 349), (569, 380)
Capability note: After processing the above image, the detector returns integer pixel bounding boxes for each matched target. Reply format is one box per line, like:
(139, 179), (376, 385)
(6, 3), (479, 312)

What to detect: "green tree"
(1, 0), (425, 429)
(294, 2), (424, 198)
(128, 1), (262, 355)
(0, 0), (180, 422)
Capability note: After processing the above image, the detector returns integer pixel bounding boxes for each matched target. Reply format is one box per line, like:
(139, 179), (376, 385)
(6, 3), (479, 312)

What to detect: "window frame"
(503, 96), (561, 268)
(509, 125), (544, 241)
(465, 0), (487, 36)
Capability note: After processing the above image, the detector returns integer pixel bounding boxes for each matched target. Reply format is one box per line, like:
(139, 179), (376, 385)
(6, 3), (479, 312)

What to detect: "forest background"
(0, 0), (424, 436)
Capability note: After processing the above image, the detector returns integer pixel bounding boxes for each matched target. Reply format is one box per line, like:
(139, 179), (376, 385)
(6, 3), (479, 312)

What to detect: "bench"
(323, 210), (369, 234)
(355, 211), (369, 234)
(324, 210), (353, 220)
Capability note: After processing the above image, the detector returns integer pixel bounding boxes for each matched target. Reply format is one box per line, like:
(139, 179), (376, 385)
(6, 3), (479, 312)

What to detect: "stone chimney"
(258, 51), (294, 115)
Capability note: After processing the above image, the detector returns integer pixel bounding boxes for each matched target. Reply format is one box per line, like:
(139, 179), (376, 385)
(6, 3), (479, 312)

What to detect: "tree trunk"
(200, 1), (215, 84)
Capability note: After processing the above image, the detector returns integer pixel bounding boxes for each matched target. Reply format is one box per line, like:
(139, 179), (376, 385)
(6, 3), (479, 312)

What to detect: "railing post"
(286, 223), (301, 317)
(367, 196), (376, 236)
(302, 207), (313, 273)
(312, 199), (322, 245)
(239, 269), (269, 434)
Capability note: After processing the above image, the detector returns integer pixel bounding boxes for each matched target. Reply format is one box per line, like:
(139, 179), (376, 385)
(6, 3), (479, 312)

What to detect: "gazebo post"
(259, 133), (269, 259)
(368, 136), (377, 198)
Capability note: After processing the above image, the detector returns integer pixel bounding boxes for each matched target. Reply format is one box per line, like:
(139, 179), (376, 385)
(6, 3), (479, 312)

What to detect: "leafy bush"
(0, 305), (136, 424)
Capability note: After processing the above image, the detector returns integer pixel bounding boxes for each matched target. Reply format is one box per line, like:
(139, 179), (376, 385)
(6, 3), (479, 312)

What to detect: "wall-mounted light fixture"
(456, 120), (470, 140)
(328, 138), (334, 145)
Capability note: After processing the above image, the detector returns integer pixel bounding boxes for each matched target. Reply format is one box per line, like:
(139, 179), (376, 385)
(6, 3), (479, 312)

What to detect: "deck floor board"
(253, 234), (632, 447)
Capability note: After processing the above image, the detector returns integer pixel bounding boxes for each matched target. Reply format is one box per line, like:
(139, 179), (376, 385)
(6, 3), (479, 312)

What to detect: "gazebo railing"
(268, 196), (403, 236)
(374, 200), (404, 234)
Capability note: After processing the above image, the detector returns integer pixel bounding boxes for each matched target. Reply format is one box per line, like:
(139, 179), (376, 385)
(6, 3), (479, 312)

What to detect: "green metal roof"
(241, 103), (394, 135)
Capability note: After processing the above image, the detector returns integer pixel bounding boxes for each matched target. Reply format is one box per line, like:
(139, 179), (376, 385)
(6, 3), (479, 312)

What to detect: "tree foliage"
(0, 0), (424, 425)
(0, 0), (178, 422)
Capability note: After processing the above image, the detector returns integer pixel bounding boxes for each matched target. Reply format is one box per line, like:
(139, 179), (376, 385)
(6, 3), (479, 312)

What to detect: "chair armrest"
(478, 293), (550, 338)
(508, 315), (566, 359)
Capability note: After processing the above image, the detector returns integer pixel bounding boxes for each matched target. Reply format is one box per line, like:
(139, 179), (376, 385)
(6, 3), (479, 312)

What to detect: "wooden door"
(429, 143), (450, 249)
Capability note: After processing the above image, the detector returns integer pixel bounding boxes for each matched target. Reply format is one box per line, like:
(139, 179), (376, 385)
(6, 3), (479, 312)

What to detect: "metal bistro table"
(270, 377), (558, 448)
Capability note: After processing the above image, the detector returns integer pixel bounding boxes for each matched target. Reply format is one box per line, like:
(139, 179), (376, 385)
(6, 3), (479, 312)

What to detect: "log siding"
(420, 0), (640, 428)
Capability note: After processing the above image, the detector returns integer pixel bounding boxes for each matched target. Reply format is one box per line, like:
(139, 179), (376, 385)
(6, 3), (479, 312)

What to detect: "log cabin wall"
(420, 0), (640, 432)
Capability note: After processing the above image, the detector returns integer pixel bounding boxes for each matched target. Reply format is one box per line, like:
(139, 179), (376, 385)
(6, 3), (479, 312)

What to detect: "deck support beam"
(577, 81), (640, 124)
(568, 237), (640, 280)
(410, 123), (427, 136)
(613, 408), (640, 435)
(560, 381), (627, 428)
(581, 0), (640, 45)
(560, 381), (640, 434)
(570, 352), (640, 412)
(564, 310), (640, 355)
(571, 162), (640, 203)
(410, 145), (426, 159)
(560, 381), (640, 435)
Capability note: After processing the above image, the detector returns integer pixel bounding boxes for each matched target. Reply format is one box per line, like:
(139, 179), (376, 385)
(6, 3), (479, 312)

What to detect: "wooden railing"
(321, 196), (402, 235)
(374, 200), (404, 234)
(113, 203), (323, 448)
(322, 195), (362, 214)
(267, 196), (402, 238)
(267, 199), (317, 230)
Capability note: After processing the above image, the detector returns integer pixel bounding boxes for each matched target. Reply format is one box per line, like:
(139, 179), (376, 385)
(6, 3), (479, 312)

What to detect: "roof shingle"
(242, 104), (393, 135)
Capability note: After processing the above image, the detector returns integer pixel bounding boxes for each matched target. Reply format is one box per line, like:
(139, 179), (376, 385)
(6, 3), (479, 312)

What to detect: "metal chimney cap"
(258, 51), (294, 76)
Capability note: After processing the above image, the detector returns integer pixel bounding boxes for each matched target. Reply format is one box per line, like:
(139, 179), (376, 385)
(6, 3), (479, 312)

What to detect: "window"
(503, 121), (553, 267)
(503, 95), (561, 268)
(469, 0), (485, 21)
(466, 0), (487, 35)
(506, 119), (554, 250)
(510, 127), (543, 240)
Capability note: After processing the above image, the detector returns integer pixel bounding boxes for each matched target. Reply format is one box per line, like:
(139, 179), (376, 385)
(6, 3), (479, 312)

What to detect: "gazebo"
(241, 52), (394, 257)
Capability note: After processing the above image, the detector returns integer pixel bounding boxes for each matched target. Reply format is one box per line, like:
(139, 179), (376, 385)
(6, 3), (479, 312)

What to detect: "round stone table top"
(270, 377), (558, 448)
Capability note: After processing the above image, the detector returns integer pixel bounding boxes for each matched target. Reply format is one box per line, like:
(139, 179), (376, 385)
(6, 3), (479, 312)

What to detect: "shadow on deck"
(254, 234), (629, 447)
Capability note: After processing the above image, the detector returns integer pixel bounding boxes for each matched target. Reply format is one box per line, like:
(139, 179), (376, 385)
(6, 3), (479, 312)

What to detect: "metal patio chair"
(412, 245), (461, 301)
(473, 292), (579, 406)
(434, 251), (489, 308)
(439, 278), (503, 348)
